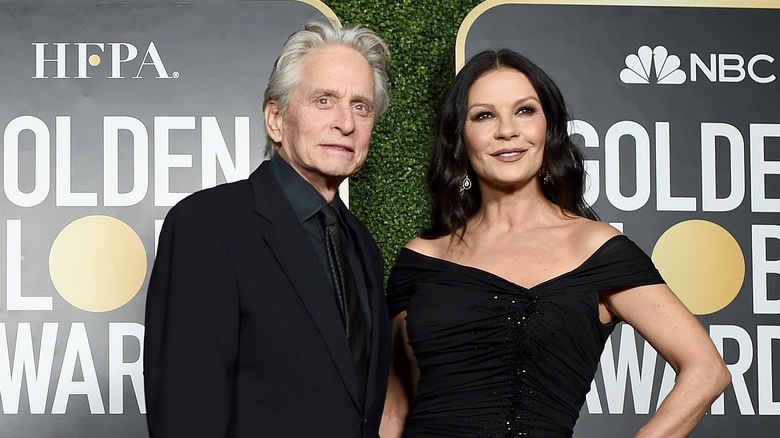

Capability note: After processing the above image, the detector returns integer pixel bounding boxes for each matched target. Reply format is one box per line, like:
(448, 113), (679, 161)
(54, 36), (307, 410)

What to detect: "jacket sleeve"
(143, 199), (240, 437)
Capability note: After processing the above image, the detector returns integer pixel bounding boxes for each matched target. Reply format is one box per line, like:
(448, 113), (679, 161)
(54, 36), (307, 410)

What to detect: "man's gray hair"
(263, 20), (390, 153)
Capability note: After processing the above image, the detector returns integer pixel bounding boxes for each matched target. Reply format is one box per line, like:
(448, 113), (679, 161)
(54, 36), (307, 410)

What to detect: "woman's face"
(463, 68), (547, 190)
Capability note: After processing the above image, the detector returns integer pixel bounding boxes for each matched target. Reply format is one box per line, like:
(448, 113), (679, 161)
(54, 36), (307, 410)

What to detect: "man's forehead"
(296, 46), (375, 100)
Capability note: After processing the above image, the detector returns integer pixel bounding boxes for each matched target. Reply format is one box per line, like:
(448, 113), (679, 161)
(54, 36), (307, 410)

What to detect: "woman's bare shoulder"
(568, 218), (623, 253)
(404, 236), (451, 259)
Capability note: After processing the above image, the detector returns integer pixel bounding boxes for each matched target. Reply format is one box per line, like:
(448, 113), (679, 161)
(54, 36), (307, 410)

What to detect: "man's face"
(265, 44), (376, 197)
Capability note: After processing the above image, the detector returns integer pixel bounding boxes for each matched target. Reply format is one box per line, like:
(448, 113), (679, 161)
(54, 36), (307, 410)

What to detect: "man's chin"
(321, 161), (364, 179)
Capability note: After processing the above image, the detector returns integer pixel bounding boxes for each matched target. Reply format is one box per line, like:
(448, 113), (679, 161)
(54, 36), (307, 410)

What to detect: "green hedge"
(323, 0), (483, 279)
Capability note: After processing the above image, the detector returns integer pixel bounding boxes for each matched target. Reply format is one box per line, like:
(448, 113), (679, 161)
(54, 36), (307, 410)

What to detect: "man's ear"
(264, 100), (283, 144)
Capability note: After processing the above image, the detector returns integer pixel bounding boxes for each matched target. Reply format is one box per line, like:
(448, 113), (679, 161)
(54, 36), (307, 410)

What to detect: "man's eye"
(317, 98), (331, 105)
(353, 103), (372, 116)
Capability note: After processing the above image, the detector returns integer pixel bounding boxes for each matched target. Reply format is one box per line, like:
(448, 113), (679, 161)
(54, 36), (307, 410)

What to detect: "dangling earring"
(539, 163), (551, 184)
(459, 174), (472, 195)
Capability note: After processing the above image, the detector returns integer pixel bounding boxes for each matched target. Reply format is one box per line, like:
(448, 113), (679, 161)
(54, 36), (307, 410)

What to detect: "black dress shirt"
(268, 154), (372, 335)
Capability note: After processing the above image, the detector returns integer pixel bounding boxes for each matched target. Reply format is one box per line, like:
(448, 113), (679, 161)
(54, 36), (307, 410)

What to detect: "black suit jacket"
(144, 162), (391, 437)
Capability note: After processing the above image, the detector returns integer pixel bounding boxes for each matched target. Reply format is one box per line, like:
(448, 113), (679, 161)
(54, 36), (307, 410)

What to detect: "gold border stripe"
(294, 0), (341, 26)
(456, 0), (780, 72)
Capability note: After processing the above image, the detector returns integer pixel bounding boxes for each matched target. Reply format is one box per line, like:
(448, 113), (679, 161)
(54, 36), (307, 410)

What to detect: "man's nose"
(332, 104), (356, 135)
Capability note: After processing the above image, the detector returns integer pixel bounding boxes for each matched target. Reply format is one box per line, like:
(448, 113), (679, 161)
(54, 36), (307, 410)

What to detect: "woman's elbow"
(678, 352), (731, 402)
(695, 354), (731, 401)
(713, 359), (732, 396)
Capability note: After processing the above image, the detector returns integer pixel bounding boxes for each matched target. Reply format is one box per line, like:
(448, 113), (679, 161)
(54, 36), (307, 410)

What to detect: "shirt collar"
(269, 154), (345, 223)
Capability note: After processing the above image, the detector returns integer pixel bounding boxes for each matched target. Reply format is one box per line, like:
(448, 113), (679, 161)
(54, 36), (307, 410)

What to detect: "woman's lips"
(491, 148), (526, 161)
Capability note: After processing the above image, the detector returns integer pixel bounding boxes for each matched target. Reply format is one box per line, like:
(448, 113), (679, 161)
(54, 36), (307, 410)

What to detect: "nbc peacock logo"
(620, 45), (686, 85)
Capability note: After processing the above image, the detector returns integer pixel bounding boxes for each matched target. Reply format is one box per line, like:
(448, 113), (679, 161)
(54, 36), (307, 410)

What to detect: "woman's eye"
(473, 111), (493, 121)
(516, 106), (537, 115)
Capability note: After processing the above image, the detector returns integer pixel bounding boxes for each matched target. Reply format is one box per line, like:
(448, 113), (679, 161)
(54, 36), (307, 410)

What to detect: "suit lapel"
(343, 211), (391, 412)
(249, 163), (362, 408)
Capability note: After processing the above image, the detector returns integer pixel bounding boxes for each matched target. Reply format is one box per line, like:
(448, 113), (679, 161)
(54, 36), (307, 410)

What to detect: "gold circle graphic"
(49, 215), (147, 312)
(651, 220), (744, 315)
(88, 54), (101, 66)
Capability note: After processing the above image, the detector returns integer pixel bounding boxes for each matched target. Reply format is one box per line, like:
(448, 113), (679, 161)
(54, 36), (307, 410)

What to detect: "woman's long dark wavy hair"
(421, 49), (597, 240)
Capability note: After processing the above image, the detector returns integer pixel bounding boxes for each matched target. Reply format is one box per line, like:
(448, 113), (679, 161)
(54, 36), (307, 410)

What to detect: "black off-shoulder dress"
(387, 235), (664, 437)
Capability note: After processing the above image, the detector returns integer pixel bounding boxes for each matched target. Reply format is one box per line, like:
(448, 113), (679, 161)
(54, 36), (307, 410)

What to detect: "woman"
(380, 49), (730, 437)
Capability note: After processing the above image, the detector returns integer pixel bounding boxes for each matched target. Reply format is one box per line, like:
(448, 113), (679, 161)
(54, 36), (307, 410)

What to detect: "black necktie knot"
(319, 204), (339, 228)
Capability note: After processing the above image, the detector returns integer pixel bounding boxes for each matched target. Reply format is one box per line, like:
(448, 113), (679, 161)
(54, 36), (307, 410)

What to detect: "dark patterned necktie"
(319, 204), (368, 403)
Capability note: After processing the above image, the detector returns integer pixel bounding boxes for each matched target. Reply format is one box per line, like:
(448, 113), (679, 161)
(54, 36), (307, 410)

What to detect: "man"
(143, 21), (391, 437)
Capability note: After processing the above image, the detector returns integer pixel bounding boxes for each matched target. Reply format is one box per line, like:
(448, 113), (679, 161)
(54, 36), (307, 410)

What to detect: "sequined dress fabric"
(387, 235), (664, 437)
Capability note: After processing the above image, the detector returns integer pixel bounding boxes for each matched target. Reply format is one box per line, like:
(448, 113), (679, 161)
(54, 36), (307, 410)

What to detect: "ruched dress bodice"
(387, 235), (664, 437)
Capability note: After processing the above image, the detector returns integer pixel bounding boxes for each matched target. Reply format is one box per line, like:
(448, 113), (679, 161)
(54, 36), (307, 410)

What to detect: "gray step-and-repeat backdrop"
(2, 0), (778, 436)
(460, 1), (778, 436)
(0, 1), (335, 436)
